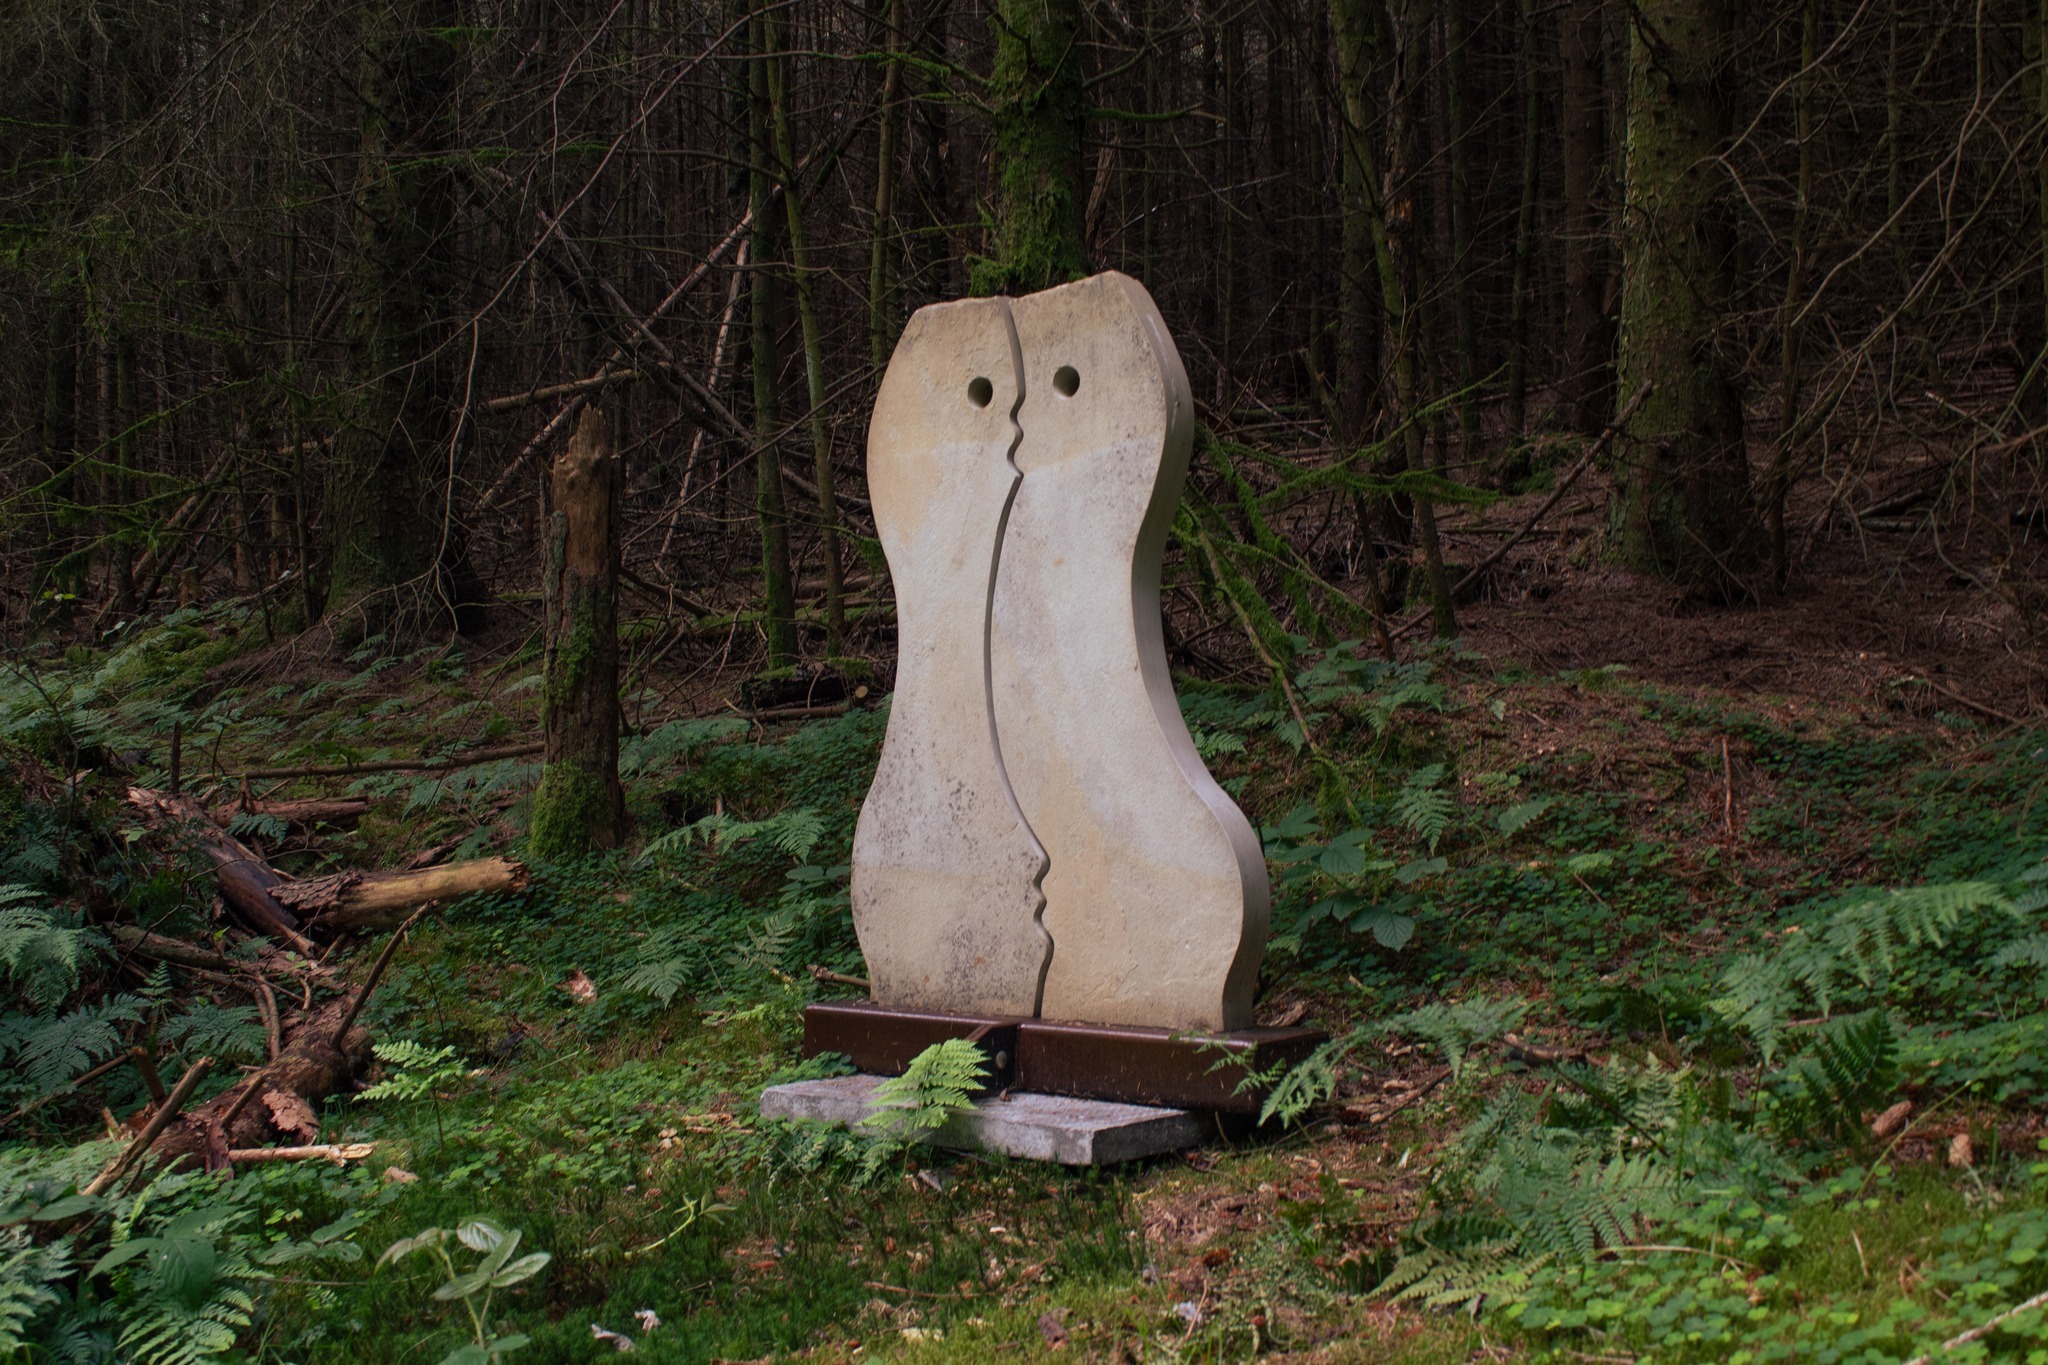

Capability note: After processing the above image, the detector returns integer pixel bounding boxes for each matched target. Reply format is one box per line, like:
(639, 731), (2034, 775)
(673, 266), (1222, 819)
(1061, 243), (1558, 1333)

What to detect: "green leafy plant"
(377, 1217), (550, 1364)
(358, 1040), (471, 1143)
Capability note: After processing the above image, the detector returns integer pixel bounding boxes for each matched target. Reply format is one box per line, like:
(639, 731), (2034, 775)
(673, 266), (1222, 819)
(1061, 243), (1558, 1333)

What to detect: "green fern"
(0, 1225), (70, 1352)
(1383, 997), (1529, 1079)
(1772, 1010), (1898, 1149)
(5, 995), (147, 1095)
(0, 885), (99, 1010)
(1712, 880), (2014, 1060)
(1393, 765), (1455, 853)
(159, 1003), (267, 1066)
(862, 1039), (987, 1143)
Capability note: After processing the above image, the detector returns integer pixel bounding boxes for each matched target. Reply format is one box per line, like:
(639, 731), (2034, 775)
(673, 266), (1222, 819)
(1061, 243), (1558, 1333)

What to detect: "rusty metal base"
(801, 1001), (1325, 1116)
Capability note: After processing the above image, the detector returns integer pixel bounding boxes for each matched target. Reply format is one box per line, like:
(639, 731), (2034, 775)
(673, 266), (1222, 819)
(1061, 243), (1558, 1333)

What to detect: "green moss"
(527, 762), (613, 862)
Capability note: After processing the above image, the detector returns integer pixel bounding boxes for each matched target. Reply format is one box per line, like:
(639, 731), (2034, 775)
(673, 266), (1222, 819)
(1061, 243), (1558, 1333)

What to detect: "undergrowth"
(3, 612), (2047, 1360)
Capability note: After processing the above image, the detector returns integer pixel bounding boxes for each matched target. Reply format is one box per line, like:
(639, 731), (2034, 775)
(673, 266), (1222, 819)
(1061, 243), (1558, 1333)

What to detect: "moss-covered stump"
(527, 408), (624, 861)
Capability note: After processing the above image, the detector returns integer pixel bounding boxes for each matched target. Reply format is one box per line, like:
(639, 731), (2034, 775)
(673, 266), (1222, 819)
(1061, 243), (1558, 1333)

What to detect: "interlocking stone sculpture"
(850, 296), (1051, 1016)
(851, 271), (1269, 1034)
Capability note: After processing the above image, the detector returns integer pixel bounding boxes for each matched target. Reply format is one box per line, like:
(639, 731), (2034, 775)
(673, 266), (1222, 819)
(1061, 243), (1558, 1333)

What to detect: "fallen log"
(271, 857), (529, 933)
(236, 742), (544, 781)
(124, 788), (315, 953)
(211, 798), (373, 830)
(157, 995), (372, 1161)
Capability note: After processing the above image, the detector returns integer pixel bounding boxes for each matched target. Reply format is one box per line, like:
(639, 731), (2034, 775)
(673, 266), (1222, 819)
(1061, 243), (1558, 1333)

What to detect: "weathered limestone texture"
(850, 297), (1052, 1016)
(991, 272), (1270, 1032)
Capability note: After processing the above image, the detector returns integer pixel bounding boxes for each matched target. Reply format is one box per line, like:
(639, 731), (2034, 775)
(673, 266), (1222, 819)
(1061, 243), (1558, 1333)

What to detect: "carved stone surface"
(990, 272), (1270, 1032)
(850, 297), (1051, 1016)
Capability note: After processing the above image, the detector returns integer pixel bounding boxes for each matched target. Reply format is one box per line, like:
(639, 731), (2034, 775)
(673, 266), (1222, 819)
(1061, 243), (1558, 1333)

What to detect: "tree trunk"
(749, 1), (800, 670)
(1444, 0), (1480, 449)
(973, 0), (1087, 295)
(1505, 0), (1542, 441)
(1768, 0), (1819, 589)
(1560, 0), (1614, 434)
(869, 0), (908, 368)
(767, 9), (846, 654)
(324, 0), (463, 640)
(1611, 0), (1756, 600)
(528, 407), (624, 860)
(1330, 0), (1382, 446)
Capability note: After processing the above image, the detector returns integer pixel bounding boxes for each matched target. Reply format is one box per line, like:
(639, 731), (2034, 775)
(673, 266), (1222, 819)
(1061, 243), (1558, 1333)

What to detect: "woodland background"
(9, 3), (2048, 1363)
(5, 0), (2046, 662)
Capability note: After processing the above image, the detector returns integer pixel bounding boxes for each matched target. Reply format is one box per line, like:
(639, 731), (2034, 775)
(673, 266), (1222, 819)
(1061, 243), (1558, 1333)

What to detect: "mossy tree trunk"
(1610, 0), (1756, 600)
(972, 0), (1087, 296)
(528, 408), (624, 861)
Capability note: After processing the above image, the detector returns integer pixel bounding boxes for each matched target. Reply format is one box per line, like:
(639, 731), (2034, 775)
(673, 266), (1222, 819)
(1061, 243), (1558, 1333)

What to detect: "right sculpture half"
(989, 271), (1271, 1033)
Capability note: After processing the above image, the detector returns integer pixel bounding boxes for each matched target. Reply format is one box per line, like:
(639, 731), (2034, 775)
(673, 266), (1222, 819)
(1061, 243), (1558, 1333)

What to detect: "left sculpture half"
(849, 296), (1052, 1016)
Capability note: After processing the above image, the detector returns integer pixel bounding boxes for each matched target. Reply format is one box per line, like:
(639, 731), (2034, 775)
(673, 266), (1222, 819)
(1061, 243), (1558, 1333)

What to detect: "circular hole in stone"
(967, 376), (994, 408)
(1053, 365), (1080, 397)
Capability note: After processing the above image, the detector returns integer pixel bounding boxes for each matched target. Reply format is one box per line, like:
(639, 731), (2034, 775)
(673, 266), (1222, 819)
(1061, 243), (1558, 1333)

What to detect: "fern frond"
(12, 996), (146, 1095)
(1382, 997), (1528, 1079)
(863, 1039), (987, 1141)
(1393, 765), (1454, 853)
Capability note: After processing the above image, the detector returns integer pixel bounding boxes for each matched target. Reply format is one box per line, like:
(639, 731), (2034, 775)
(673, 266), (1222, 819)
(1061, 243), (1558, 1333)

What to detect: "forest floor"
(6, 500), (2048, 1363)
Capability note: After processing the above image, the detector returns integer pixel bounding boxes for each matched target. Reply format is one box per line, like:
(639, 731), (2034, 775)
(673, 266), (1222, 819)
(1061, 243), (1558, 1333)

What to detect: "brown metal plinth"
(800, 1003), (1324, 1114)
(1016, 1019), (1325, 1115)
(802, 1001), (1022, 1089)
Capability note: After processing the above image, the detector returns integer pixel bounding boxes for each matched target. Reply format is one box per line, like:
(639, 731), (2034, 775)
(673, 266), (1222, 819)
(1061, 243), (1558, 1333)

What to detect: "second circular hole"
(1053, 365), (1080, 397)
(967, 376), (993, 408)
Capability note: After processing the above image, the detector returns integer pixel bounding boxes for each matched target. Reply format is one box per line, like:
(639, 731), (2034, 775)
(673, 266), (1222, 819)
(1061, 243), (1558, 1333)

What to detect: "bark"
(973, 0), (1087, 295)
(124, 788), (313, 951)
(870, 0), (909, 368)
(749, 1), (800, 670)
(766, 11), (847, 654)
(1768, 0), (1819, 589)
(1505, 0), (1542, 440)
(1329, 0), (1383, 445)
(155, 995), (374, 1164)
(270, 858), (530, 933)
(1611, 0), (1756, 599)
(324, 0), (465, 638)
(1560, 0), (1614, 433)
(210, 798), (373, 830)
(1444, 0), (1480, 447)
(527, 407), (624, 859)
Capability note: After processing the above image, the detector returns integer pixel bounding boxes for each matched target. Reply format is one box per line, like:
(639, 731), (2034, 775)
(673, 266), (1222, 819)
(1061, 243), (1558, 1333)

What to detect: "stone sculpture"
(850, 297), (1051, 1016)
(850, 271), (1269, 1034)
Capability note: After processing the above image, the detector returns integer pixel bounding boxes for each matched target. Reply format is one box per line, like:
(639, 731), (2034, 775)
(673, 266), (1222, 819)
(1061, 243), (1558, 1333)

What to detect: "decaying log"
(157, 995), (373, 1161)
(272, 857), (529, 933)
(210, 798), (373, 830)
(84, 1056), (213, 1196)
(125, 788), (315, 952)
(237, 742), (544, 782)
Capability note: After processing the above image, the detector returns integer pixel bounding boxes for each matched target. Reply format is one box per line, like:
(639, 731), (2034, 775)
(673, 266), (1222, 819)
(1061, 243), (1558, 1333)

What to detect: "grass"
(6, 609), (2048, 1362)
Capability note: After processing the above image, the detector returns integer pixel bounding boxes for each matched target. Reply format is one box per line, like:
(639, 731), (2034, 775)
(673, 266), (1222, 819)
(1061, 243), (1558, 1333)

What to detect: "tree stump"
(527, 407), (624, 859)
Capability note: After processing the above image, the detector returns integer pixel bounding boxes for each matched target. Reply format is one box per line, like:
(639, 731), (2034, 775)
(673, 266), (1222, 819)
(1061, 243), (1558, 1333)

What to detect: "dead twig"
(331, 907), (431, 1049)
(809, 965), (872, 991)
(227, 1142), (377, 1165)
(82, 1056), (213, 1197)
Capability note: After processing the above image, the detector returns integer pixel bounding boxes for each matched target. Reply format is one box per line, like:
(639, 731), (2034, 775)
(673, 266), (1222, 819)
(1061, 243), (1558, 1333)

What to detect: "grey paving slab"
(759, 1074), (1203, 1166)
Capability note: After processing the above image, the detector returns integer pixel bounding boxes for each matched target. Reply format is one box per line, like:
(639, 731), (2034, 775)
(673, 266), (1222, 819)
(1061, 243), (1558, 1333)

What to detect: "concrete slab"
(759, 1074), (1203, 1166)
